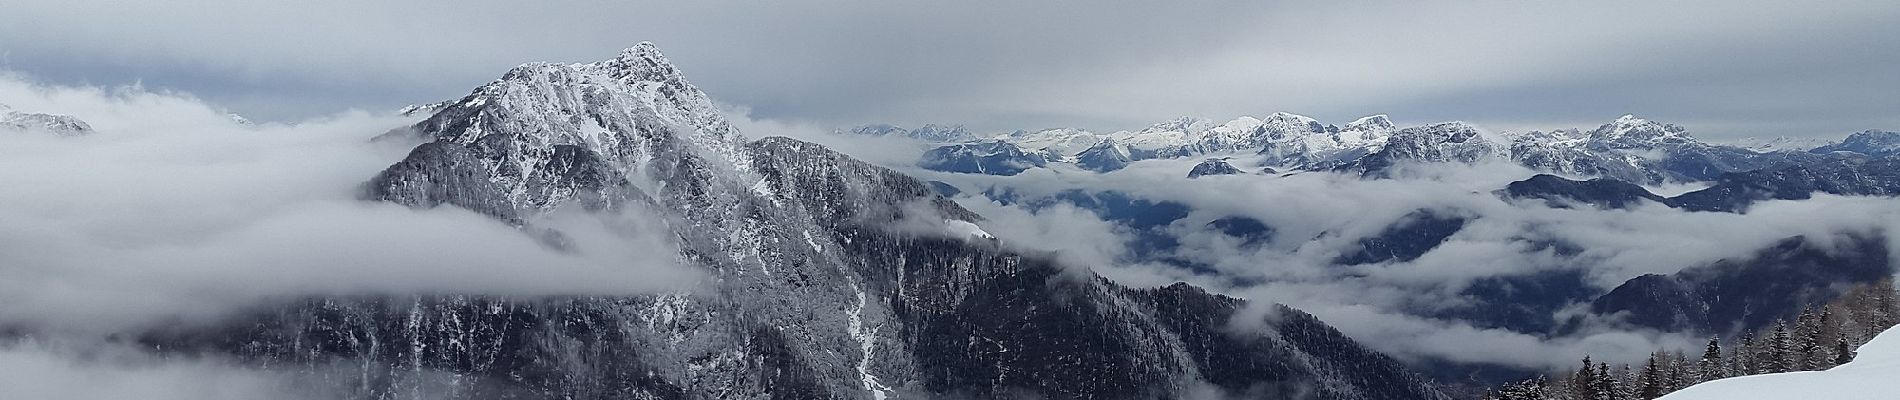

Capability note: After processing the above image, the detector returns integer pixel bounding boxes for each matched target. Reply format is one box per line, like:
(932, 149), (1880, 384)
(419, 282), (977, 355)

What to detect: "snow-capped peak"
(1731, 136), (1833, 153)
(1591, 114), (1693, 144)
(599, 41), (687, 83)
(1347, 114), (1395, 131)
(2, 108), (95, 136)
(1263, 111), (1318, 125)
(1147, 116), (1212, 134)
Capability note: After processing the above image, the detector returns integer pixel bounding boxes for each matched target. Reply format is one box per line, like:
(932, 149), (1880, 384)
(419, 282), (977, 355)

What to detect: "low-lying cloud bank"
(904, 154), (1900, 371)
(0, 342), (309, 400)
(0, 74), (700, 334)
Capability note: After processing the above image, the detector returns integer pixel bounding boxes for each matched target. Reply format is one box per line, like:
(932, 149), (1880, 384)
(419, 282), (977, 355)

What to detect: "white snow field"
(1660, 326), (1900, 400)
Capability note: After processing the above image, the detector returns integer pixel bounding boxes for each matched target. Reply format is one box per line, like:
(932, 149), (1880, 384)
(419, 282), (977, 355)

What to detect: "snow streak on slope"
(1659, 326), (1900, 400)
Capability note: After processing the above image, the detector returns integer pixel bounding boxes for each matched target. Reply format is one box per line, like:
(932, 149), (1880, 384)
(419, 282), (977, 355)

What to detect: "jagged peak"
(597, 41), (687, 82)
(1594, 114), (1692, 142)
(914, 123), (967, 132)
(1846, 129), (1900, 141)
(616, 41), (664, 61)
(1146, 116), (1211, 133)
(1263, 111), (1317, 123)
(1347, 114), (1395, 130)
(1084, 137), (1124, 150)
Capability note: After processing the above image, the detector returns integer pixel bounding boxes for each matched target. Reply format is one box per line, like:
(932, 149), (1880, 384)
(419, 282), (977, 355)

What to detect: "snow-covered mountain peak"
(598, 41), (687, 82)
(380, 42), (754, 221)
(1593, 114), (1693, 144)
(843, 123), (979, 143)
(1146, 116), (1213, 134)
(1347, 114), (1395, 131)
(1732, 136), (1833, 153)
(2, 109), (94, 136)
(1841, 129), (1900, 147)
(1258, 112), (1326, 134)
(909, 124), (974, 142)
(1812, 129), (1900, 156)
(1262, 111), (1318, 125)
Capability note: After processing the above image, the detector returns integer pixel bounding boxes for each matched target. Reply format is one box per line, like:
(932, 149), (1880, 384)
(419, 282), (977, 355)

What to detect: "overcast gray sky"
(3, 0), (1897, 139)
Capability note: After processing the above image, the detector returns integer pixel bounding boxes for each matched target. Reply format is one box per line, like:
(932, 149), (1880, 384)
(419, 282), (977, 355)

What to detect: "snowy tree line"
(1482, 278), (1899, 400)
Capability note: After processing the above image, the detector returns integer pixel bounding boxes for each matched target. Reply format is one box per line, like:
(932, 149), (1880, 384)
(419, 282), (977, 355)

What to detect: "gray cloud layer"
(0, 76), (699, 333)
(3, 1), (1898, 138)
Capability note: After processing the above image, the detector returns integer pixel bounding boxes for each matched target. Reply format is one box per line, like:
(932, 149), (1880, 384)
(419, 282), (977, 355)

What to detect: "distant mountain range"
(851, 115), (1898, 186)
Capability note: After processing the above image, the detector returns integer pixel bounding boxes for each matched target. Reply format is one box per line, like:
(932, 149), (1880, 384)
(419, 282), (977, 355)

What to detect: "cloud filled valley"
(876, 129), (1900, 374)
(1, 34), (1897, 399)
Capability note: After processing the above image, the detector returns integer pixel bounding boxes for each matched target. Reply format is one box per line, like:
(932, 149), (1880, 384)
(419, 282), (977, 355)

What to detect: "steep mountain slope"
(1591, 235), (1892, 335)
(144, 43), (1449, 400)
(1075, 139), (1135, 172)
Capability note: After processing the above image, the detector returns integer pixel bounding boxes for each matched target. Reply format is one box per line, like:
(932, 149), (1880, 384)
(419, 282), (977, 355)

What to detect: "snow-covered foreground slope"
(1660, 326), (1900, 400)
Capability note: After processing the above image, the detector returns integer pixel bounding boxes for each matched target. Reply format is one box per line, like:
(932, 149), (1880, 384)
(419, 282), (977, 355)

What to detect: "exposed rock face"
(136, 43), (1450, 400)
(1503, 174), (1672, 209)
(1187, 158), (1244, 178)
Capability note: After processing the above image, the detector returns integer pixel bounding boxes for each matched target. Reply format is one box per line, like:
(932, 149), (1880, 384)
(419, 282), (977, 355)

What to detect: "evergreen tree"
(1594, 363), (1617, 400)
(1501, 375), (1549, 400)
(1697, 336), (1724, 381)
(1794, 308), (1827, 370)
(1637, 354), (1663, 399)
(1833, 334), (1856, 367)
(1617, 364), (1637, 400)
(1767, 321), (1794, 373)
(1571, 357), (1599, 400)
(1873, 277), (1898, 334)
(1667, 351), (1690, 393)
